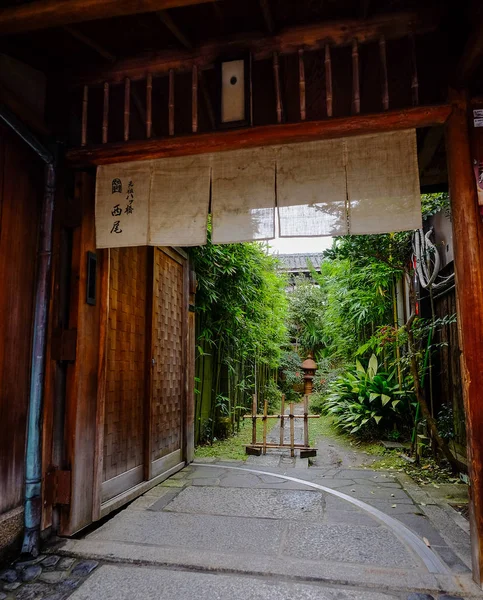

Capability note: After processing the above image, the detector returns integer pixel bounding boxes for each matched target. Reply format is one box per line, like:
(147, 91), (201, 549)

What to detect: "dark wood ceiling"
(0, 0), (472, 77)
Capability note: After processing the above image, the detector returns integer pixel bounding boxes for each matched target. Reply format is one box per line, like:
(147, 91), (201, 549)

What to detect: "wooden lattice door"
(149, 248), (187, 477)
(102, 247), (148, 502)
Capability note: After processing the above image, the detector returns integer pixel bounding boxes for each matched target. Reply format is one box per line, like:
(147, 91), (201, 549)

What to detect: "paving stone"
(67, 564), (401, 600)
(41, 556), (60, 569)
(0, 569), (17, 582)
(58, 578), (81, 591)
(15, 556), (46, 568)
(57, 558), (75, 571)
(39, 571), (67, 584)
(3, 581), (21, 591)
(127, 496), (158, 510)
(431, 546), (471, 574)
(159, 479), (185, 488)
(407, 593), (435, 599)
(284, 521), (417, 568)
(71, 560), (98, 577)
(21, 565), (42, 582)
(43, 594), (68, 600)
(0, 592), (6, 599)
(324, 509), (380, 528)
(16, 582), (50, 600)
(148, 490), (183, 512)
(438, 595), (464, 600)
(163, 486), (326, 521)
(190, 478), (222, 486)
(87, 510), (284, 555)
(143, 486), (172, 498)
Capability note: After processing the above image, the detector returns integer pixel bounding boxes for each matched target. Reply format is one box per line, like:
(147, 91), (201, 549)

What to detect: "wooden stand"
(244, 394), (319, 457)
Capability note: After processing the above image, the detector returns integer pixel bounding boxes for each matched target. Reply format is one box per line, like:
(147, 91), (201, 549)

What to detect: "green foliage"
(190, 229), (288, 443)
(286, 277), (327, 354)
(322, 354), (414, 437)
(279, 350), (304, 402)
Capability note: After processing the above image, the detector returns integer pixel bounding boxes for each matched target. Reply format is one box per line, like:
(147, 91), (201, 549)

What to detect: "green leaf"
(392, 400), (400, 409)
(381, 394), (391, 406)
(368, 354), (378, 378)
(374, 415), (383, 424)
(355, 359), (365, 374)
(369, 393), (380, 402)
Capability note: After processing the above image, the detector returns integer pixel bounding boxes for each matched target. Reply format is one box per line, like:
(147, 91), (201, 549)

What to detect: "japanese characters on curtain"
(95, 129), (421, 248)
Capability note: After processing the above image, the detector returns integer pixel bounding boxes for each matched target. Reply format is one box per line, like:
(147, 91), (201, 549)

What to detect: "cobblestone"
(71, 561), (98, 577)
(21, 564), (42, 582)
(0, 569), (17, 582)
(41, 556), (61, 569)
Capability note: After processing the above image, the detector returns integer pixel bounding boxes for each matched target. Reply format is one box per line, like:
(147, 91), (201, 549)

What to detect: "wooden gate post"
(446, 88), (483, 586)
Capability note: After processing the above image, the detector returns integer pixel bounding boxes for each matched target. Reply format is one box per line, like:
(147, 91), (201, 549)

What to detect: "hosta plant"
(323, 354), (412, 436)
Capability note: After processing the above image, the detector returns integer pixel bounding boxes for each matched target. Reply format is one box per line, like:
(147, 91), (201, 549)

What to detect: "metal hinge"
(44, 468), (72, 506)
(51, 328), (77, 362)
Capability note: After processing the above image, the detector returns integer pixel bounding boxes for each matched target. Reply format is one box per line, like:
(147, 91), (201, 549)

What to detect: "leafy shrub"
(279, 350), (304, 402)
(309, 392), (326, 415)
(262, 378), (283, 414)
(312, 356), (346, 397)
(322, 354), (413, 437)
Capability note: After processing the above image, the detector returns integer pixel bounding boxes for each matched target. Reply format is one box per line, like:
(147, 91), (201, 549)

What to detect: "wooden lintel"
(157, 10), (192, 49)
(72, 11), (439, 86)
(0, 0), (220, 36)
(66, 104), (452, 166)
(63, 25), (116, 63)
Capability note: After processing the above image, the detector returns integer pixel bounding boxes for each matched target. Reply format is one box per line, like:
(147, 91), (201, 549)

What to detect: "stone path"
(2, 417), (477, 600)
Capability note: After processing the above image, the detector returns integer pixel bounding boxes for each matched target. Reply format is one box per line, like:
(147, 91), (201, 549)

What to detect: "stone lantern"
(301, 353), (317, 395)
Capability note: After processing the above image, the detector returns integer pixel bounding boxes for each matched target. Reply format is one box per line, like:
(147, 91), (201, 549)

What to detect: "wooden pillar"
(445, 88), (483, 586)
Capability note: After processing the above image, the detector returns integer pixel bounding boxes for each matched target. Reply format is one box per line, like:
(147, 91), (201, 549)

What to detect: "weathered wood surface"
(445, 90), (483, 586)
(61, 172), (101, 535)
(0, 0), (220, 35)
(71, 11), (439, 86)
(0, 125), (42, 518)
(67, 104), (452, 166)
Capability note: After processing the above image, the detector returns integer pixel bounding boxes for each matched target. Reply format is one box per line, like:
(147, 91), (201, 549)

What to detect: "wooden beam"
(457, 7), (483, 84)
(157, 10), (192, 49)
(66, 104), (451, 166)
(445, 89), (483, 587)
(259, 0), (275, 34)
(72, 11), (439, 86)
(0, 0), (221, 36)
(0, 81), (50, 135)
(63, 25), (116, 63)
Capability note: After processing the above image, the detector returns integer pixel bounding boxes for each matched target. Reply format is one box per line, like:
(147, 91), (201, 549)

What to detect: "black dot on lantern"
(230, 76), (237, 85)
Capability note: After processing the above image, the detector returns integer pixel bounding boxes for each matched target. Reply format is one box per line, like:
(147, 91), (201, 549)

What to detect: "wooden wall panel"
(151, 248), (183, 462)
(0, 125), (42, 517)
(104, 247), (147, 482)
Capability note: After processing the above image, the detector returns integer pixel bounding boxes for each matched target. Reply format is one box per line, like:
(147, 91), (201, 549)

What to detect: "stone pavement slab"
(68, 564), (402, 600)
(161, 485), (327, 520)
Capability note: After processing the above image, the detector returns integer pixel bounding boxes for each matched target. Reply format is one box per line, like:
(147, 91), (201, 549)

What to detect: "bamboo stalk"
(379, 36), (389, 110)
(352, 39), (360, 114)
(303, 395), (309, 448)
(169, 68), (175, 136)
(102, 82), (109, 144)
(409, 33), (419, 106)
(123, 78), (130, 141)
(243, 414), (319, 419)
(247, 443), (312, 449)
(325, 44), (333, 117)
(262, 399), (268, 455)
(298, 48), (306, 121)
(192, 64), (198, 133)
(280, 393), (285, 446)
(290, 402), (295, 458)
(146, 73), (153, 139)
(81, 84), (88, 146)
(273, 52), (283, 124)
(252, 394), (257, 445)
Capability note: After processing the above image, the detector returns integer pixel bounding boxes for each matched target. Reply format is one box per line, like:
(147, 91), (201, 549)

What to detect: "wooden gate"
(100, 246), (188, 507)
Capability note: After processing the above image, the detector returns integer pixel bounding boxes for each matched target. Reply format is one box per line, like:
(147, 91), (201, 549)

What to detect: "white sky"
(268, 236), (333, 255)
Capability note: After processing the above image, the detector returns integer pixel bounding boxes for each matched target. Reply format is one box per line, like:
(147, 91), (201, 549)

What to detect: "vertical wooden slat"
(102, 82), (109, 144)
(352, 39), (360, 115)
(303, 395), (309, 448)
(379, 36), (389, 111)
(123, 78), (130, 142)
(81, 85), (88, 146)
(252, 394), (257, 445)
(325, 44), (333, 117)
(273, 52), (283, 124)
(192, 65), (198, 133)
(92, 249), (109, 521)
(262, 399), (268, 455)
(146, 73), (153, 139)
(298, 48), (306, 121)
(279, 393), (285, 446)
(410, 34), (419, 107)
(289, 402), (295, 458)
(169, 69), (175, 136)
(144, 247), (154, 482)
